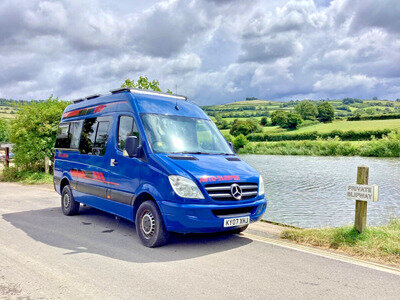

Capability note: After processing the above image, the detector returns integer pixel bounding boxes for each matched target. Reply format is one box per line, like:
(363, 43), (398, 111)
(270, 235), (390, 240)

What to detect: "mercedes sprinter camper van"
(54, 88), (267, 247)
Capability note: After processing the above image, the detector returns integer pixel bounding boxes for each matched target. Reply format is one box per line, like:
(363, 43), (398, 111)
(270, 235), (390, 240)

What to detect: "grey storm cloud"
(0, 0), (399, 104)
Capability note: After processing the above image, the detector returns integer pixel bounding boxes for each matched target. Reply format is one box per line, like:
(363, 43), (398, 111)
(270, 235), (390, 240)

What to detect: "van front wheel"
(61, 185), (80, 216)
(135, 201), (169, 248)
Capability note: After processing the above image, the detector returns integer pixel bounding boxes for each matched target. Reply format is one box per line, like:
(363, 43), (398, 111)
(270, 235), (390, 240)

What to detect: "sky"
(0, 0), (399, 105)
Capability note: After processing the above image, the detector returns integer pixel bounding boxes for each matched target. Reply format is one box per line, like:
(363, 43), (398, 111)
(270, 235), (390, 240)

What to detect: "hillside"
(203, 98), (400, 121)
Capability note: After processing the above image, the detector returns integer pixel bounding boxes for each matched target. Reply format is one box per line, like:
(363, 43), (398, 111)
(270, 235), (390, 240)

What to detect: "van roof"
(63, 88), (209, 121)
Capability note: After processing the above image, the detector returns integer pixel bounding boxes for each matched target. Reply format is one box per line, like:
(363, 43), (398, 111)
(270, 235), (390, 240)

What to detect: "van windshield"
(141, 114), (234, 155)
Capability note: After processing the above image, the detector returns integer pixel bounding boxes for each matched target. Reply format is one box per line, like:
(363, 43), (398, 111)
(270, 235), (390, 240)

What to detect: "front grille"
(205, 182), (258, 201)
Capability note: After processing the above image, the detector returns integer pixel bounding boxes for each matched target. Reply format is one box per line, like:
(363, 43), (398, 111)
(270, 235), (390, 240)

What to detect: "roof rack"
(72, 98), (85, 104)
(86, 94), (101, 100)
(110, 87), (187, 100)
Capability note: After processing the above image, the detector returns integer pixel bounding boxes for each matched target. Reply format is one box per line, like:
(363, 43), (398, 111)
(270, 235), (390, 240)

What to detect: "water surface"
(241, 155), (400, 228)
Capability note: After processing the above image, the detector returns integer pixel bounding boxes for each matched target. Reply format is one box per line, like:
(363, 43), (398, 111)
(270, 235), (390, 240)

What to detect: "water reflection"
(241, 155), (400, 228)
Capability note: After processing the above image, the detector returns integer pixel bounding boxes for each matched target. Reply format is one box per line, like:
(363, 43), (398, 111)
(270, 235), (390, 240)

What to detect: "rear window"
(55, 123), (70, 149)
(79, 117), (111, 156)
(55, 121), (83, 150)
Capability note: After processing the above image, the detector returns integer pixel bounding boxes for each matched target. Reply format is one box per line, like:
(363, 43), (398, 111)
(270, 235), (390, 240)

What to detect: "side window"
(69, 121), (83, 149)
(79, 118), (97, 154)
(118, 116), (139, 150)
(93, 121), (110, 156)
(55, 123), (70, 149)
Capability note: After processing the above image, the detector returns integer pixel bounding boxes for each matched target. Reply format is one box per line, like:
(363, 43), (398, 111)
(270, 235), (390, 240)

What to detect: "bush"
(233, 134), (248, 149)
(10, 96), (69, 170)
(260, 116), (269, 126)
(0, 167), (53, 184)
(229, 118), (261, 136)
(348, 113), (400, 121)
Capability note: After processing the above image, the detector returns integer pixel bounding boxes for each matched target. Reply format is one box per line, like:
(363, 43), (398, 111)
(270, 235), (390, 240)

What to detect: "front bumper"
(159, 198), (267, 233)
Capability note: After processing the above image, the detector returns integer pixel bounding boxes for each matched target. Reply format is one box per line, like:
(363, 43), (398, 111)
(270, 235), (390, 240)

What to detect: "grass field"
(281, 219), (400, 267)
(269, 119), (400, 134)
(221, 119), (400, 136)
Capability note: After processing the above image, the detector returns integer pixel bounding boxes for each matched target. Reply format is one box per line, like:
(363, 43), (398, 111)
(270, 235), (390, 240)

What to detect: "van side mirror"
(124, 136), (139, 157)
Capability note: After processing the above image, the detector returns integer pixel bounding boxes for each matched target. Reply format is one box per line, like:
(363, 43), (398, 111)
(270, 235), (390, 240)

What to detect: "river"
(241, 155), (400, 228)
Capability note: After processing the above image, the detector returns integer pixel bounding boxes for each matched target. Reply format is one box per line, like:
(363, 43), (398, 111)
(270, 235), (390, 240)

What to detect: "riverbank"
(280, 219), (400, 268)
(240, 131), (400, 157)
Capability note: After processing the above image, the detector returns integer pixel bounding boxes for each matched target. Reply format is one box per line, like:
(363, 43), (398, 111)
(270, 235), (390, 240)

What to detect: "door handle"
(110, 159), (118, 167)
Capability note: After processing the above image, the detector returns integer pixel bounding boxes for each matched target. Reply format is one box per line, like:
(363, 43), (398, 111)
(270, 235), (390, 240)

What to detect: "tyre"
(230, 225), (248, 234)
(135, 200), (169, 248)
(61, 185), (80, 216)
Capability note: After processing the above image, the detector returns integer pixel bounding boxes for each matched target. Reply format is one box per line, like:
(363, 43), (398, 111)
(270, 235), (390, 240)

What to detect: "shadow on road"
(2, 206), (253, 263)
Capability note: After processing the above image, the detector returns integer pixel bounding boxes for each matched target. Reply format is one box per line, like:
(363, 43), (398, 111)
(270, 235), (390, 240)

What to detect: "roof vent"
(72, 98), (85, 104)
(86, 94), (101, 100)
(110, 87), (130, 94)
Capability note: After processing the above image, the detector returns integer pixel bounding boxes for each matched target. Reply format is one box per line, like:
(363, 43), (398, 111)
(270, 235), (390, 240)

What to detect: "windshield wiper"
(170, 151), (211, 155)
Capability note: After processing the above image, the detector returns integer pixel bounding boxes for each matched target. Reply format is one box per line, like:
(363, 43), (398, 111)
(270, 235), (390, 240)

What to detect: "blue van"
(54, 88), (267, 247)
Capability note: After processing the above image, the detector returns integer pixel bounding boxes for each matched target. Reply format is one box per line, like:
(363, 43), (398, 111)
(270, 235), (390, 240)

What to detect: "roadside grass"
(281, 219), (400, 267)
(0, 167), (53, 184)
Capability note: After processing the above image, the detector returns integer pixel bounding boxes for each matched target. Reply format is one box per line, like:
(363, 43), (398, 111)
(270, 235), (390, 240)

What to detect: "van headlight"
(259, 175), (265, 196)
(168, 175), (204, 199)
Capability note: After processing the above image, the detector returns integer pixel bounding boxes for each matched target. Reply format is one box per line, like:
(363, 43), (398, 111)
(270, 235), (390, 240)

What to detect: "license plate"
(223, 216), (250, 228)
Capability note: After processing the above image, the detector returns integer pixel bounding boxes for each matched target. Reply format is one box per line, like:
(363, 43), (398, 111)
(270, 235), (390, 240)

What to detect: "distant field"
(262, 119), (400, 135)
(221, 119), (400, 136)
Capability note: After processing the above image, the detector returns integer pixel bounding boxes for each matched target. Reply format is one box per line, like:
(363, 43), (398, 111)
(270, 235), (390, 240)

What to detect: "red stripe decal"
(70, 169), (119, 186)
(63, 101), (127, 119)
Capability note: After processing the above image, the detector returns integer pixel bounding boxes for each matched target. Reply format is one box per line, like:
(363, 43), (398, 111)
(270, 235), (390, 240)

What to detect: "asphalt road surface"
(1, 182), (399, 299)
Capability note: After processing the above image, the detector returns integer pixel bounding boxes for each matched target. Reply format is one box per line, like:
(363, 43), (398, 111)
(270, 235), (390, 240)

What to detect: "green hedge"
(246, 129), (392, 142)
(240, 131), (400, 157)
(348, 113), (400, 121)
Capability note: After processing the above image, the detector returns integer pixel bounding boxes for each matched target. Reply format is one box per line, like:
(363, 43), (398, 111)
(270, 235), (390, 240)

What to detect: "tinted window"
(118, 116), (139, 149)
(93, 121), (110, 156)
(69, 121), (82, 149)
(79, 118), (97, 154)
(55, 123), (70, 149)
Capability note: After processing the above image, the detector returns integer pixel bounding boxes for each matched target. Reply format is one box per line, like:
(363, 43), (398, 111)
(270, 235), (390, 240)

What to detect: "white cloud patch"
(0, 0), (399, 104)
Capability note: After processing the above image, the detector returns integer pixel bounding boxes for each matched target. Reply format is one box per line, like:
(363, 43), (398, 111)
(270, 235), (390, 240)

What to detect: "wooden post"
(354, 165), (369, 233)
(44, 156), (50, 174)
(5, 147), (9, 168)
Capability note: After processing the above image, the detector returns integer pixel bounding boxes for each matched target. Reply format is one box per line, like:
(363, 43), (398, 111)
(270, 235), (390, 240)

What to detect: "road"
(0, 182), (399, 299)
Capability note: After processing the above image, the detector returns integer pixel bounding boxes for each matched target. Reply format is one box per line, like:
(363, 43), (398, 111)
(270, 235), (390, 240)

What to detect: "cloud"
(0, 0), (399, 104)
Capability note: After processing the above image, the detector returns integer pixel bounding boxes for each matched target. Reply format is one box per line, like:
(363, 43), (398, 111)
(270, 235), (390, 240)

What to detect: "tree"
(294, 100), (318, 120)
(271, 111), (288, 127)
(10, 96), (69, 170)
(373, 96), (378, 100)
(271, 111), (302, 129)
(0, 119), (9, 142)
(229, 118), (261, 136)
(284, 113), (302, 129)
(121, 75), (172, 93)
(317, 102), (335, 122)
